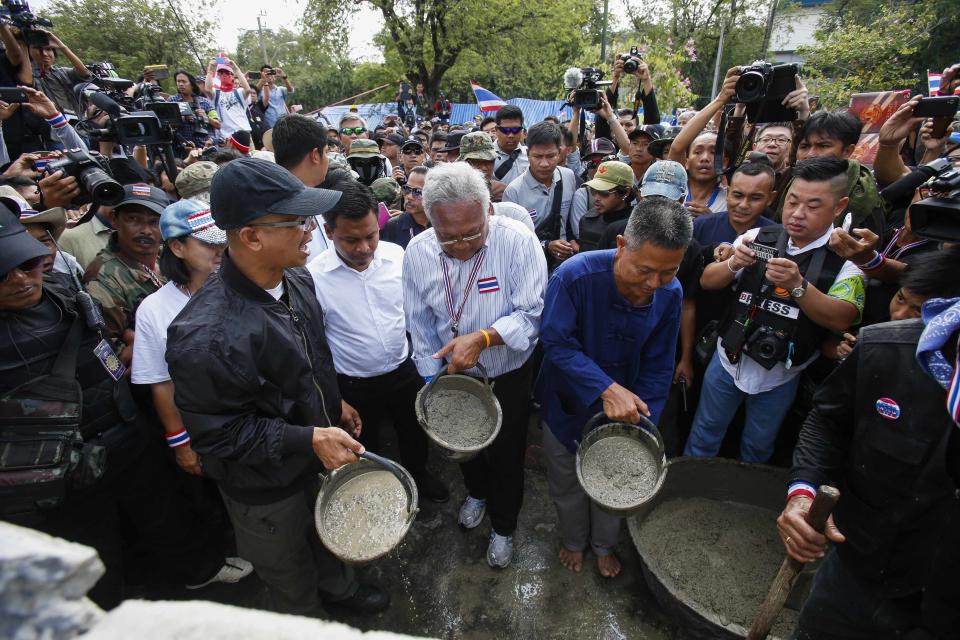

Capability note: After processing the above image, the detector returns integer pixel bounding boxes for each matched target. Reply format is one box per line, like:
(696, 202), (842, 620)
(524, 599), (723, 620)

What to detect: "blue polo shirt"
(692, 210), (776, 248)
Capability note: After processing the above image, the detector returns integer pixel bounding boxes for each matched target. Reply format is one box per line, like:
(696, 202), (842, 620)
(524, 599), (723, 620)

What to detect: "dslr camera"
(0, 0), (52, 47)
(618, 46), (642, 74)
(564, 67), (612, 111)
(910, 160), (960, 243)
(742, 325), (791, 369)
(732, 60), (801, 123)
(45, 149), (123, 207)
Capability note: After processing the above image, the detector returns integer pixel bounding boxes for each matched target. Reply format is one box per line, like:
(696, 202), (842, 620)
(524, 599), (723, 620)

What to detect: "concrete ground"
(142, 417), (687, 639)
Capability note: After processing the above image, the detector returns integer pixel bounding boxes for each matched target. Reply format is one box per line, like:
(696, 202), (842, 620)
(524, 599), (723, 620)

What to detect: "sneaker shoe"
(458, 496), (486, 529)
(486, 532), (513, 568)
(323, 583), (391, 614)
(413, 469), (450, 503)
(185, 557), (254, 590)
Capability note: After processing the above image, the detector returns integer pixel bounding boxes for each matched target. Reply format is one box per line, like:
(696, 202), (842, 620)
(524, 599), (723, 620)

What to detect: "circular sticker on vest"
(875, 397), (900, 420)
(774, 287), (790, 298)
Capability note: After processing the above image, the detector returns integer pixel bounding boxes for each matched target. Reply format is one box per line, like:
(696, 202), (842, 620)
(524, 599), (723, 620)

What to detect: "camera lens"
(757, 338), (777, 359)
(736, 71), (766, 103)
(80, 167), (124, 205)
(623, 58), (638, 74)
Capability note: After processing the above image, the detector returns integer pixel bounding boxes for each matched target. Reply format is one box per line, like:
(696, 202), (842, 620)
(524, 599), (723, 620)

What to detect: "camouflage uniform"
(83, 233), (165, 342)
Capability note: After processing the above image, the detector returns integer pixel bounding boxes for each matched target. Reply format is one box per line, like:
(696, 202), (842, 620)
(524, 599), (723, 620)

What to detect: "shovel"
(747, 485), (840, 640)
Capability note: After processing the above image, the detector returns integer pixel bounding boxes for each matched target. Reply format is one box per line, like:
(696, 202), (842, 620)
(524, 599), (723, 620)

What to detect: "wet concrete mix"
(321, 470), (410, 563)
(580, 435), (659, 507)
(425, 389), (494, 448)
(636, 497), (800, 638)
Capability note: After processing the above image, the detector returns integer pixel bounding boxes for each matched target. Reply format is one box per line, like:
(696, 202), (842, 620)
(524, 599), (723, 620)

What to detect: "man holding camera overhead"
(684, 158), (865, 464)
(257, 65), (294, 129)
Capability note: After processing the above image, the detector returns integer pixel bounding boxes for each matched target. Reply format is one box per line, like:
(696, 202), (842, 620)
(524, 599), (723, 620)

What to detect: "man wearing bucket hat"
(346, 139), (388, 186)
(371, 176), (402, 211)
(174, 160), (219, 203)
(0, 186), (80, 284)
(535, 197), (690, 578)
(166, 158), (388, 615)
(460, 131), (509, 203)
(576, 161), (637, 253)
(403, 162), (547, 569)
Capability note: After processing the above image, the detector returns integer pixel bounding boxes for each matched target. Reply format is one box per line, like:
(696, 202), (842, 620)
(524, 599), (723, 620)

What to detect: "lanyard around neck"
(440, 247), (487, 337)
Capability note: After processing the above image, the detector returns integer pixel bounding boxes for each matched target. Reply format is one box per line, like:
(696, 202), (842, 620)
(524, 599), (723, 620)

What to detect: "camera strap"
(495, 149), (521, 181)
(713, 103), (732, 179)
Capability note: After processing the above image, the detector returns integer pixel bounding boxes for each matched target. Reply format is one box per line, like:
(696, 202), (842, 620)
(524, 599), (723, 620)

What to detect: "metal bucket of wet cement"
(626, 457), (811, 639)
(415, 363), (502, 463)
(575, 412), (667, 517)
(315, 457), (419, 564)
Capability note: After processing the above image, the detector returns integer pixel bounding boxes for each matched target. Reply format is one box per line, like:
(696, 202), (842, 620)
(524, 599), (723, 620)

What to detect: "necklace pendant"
(451, 321), (459, 337)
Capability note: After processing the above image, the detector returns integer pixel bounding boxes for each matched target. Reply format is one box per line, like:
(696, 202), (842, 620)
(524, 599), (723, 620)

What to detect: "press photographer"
(685, 157), (865, 464)
(593, 48), (661, 148)
(166, 69), (219, 151)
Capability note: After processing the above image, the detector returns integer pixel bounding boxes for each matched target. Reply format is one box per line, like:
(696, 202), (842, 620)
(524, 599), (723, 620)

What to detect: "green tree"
(303, 0), (600, 104)
(44, 0), (215, 82)
(799, 3), (938, 108)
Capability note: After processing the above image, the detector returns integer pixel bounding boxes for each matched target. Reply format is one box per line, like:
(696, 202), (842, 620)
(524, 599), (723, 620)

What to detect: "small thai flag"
(477, 276), (500, 294)
(131, 183), (152, 197)
(470, 81), (507, 113)
(928, 71), (960, 96)
(527, 209), (539, 222)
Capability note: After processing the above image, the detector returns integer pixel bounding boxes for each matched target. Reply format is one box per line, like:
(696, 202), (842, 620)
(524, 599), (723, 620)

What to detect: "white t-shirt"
(214, 88), (251, 137)
(131, 282), (190, 384)
(492, 201), (535, 234)
(265, 281), (285, 300)
(719, 226), (864, 394)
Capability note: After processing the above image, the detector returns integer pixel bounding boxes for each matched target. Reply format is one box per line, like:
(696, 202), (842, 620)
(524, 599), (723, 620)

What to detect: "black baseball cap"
(114, 184), (170, 216)
(442, 131), (466, 152)
(383, 133), (405, 146)
(629, 125), (662, 142)
(400, 135), (425, 152)
(0, 204), (49, 276)
(210, 158), (342, 229)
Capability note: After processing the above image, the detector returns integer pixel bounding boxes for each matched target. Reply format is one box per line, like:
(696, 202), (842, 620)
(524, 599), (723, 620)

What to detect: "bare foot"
(558, 547), (583, 573)
(597, 552), (621, 578)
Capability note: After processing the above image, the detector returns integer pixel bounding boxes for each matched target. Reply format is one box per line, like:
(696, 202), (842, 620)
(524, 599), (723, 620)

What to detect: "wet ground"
(141, 417), (687, 639)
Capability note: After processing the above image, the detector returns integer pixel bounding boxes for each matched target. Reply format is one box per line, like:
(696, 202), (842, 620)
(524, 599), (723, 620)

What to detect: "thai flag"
(477, 276), (500, 294)
(471, 81), (507, 113)
(928, 71), (960, 96)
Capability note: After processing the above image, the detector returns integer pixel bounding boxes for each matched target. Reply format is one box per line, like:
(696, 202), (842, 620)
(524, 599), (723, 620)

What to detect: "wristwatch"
(790, 278), (808, 299)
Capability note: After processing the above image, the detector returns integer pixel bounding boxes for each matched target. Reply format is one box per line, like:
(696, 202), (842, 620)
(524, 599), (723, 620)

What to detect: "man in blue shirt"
(258, 66), (295, 128)
(692, 155), (779, 250)
(535, 197), (691, 578)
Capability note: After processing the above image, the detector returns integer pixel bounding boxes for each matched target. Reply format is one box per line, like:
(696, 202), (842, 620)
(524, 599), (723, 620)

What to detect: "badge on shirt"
(527, 209), (538, 222)
(477, 276), (500, 294)
(875, 397), (901, 421)
(94, 339), (126, 381)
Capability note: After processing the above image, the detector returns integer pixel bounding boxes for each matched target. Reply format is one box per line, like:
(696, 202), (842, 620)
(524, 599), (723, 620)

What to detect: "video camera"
(904, 159), (960, 243)
(564, 67), (612, 111)
(45, 148), (123, 207)
(732, 60), (800, 123)
(0, 0), (52, 48)
(619, 46), (642, 74)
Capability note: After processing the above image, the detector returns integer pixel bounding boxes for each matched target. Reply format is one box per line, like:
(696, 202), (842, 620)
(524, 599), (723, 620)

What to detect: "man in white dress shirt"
(308, 180), (448, 502)
(403, 163), (548, 568)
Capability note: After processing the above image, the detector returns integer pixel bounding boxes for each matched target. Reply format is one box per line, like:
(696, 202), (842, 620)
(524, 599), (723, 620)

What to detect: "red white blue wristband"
(46, 112), (69, 130)
(787, 482), (817, 501)
(165, 429), (190, 448)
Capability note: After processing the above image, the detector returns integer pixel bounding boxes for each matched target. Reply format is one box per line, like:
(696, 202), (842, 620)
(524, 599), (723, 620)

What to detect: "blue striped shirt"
(402, 215), (548, 378)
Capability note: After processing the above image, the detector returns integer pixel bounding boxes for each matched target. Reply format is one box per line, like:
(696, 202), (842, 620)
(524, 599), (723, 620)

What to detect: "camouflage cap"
(458, 131), (496, 162)
(175, 161), (218, 202)
(584, 161), (634, 191)
(371, 177), (401, 205)
(348, 138), (385, 159)
(327, 152), (360, 180)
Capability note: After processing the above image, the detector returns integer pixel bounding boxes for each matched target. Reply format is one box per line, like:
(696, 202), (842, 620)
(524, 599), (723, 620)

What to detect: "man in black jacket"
(778, 248), (960, 639)
(166, 158), (389, 616)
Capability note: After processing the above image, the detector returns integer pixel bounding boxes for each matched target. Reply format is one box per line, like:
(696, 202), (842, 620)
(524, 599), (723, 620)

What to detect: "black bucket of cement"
(315, 457), (418, 564)
(627, 457), (814, 639)
(575, 412), (667, 516)
(415, 363), (502, 463)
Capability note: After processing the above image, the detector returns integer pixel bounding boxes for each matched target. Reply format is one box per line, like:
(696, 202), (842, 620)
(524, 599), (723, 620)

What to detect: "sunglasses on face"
(401, 186), (423, 198)
(402, 148), (423, 155)
(496, 126), (523, 135)
(0, 256), (45, 283)
(340, 127), (366, 135)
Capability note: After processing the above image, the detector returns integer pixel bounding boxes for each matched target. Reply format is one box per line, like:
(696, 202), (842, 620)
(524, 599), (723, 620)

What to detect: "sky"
(33, 0), (385, 61)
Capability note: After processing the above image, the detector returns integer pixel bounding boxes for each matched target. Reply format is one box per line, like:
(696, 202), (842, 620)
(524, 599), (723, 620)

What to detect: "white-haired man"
(403, 163), (548, 568)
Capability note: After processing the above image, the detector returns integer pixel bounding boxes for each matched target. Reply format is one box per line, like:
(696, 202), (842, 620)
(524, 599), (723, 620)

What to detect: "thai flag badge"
(131, 183), (152, 198)
(528, 209), (538, 222)
(875, 397), (901, 420)
(477, 276), (500, 294)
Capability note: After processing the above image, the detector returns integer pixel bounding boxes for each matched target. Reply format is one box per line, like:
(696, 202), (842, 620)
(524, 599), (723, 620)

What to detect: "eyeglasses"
(496, 126), (523, 135)
(757, 136), (791, 146)
(340, 127), (366, 135)
(246, 217), (317, 230)
(437, 230), (483, 247)
(0, 256), (45, 283)
(401, 186), (423, 198)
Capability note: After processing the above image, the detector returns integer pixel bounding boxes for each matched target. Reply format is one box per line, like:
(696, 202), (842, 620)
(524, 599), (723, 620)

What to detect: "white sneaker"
(487, 532), (513, 568)
(458, 496), (486, 529)
(185, 557), (254, 590)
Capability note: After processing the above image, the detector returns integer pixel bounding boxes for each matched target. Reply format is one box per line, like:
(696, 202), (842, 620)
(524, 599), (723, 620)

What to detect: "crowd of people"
(1, 20), (960, 638)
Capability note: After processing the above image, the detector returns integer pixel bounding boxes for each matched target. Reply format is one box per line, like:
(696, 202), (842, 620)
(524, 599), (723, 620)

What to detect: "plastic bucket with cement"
(575, 412), (667, 516)
(415, 364), (502, 463)
(315, 456), (418, 564)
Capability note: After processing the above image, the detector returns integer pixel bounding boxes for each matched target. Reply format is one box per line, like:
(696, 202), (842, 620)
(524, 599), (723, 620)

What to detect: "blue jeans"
(683, 350), (801, 463)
